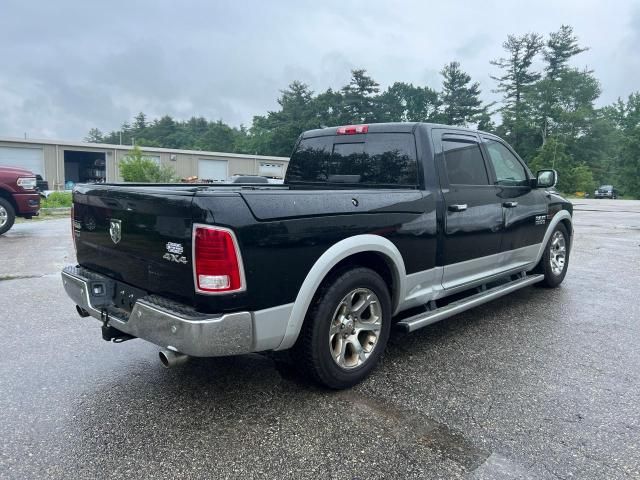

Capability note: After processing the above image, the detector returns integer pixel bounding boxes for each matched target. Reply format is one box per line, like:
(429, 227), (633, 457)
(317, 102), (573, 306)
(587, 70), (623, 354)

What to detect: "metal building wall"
(0, 138), (289, 187)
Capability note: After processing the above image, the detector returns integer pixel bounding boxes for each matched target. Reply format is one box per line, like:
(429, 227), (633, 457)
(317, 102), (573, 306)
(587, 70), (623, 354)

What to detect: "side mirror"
(536, 169), (557, 189)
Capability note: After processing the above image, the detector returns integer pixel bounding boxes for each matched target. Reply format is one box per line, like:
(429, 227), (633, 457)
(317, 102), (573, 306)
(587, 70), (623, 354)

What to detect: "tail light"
(193, 224), (245, 294)
(337, 124), (369, 135)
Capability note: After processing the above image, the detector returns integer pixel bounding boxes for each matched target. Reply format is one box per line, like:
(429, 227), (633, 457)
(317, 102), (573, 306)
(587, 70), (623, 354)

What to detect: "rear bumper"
(13, 192), (40, 216)
(61, 265), (253, 357)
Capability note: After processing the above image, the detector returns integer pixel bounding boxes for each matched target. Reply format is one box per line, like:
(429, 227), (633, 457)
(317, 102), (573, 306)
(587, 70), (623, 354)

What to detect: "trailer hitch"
(100, 309), (136, 343)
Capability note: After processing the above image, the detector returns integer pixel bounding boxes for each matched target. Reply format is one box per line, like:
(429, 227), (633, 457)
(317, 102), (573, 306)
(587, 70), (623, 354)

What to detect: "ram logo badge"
(109, 219), (122, 244)
(164, 242), (187, 264)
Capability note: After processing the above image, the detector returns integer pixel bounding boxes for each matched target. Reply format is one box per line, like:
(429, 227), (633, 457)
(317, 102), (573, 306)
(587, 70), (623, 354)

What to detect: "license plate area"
(112, 282), (148, 313)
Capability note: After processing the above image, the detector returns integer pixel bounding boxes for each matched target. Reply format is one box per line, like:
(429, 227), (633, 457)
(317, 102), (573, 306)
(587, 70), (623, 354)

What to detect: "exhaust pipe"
(159, 349), (189, 368)
(76, 305), (90, 317)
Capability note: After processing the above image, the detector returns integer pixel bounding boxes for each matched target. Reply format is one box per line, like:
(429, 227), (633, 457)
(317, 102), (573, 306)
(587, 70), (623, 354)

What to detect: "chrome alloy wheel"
(549, 230), (567, 275)
(329, 288), (382, 369)
(0, 205), (7, 228)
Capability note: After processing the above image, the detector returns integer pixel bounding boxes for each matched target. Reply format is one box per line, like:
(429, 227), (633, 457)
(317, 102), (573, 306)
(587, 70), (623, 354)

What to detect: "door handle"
(448, 204), (468, 212)
(503, 201), (518, 208)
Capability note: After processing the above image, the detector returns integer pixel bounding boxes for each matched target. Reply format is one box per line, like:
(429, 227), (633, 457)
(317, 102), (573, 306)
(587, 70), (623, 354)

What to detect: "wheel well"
(0, 188), (17, 211)
(560, 218), (572, 247)
(320, 251), (397, 308)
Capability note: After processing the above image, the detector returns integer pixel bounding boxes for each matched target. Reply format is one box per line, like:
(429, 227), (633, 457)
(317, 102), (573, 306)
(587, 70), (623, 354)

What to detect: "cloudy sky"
(1, 0), (638, 140)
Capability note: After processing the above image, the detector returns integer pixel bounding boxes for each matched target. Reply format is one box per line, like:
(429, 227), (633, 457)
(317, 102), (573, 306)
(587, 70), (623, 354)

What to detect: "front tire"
(0, 198), (16, 235)
(293, 267), (392, 389)
(536, 223), (570, 288)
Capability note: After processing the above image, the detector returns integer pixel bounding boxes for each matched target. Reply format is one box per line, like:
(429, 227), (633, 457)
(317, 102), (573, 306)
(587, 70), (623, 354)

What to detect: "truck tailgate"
(72, 185), (198, 305)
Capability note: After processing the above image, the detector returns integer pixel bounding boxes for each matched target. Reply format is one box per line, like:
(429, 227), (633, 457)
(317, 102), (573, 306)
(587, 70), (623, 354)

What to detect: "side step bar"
(396, 274), (545, 333)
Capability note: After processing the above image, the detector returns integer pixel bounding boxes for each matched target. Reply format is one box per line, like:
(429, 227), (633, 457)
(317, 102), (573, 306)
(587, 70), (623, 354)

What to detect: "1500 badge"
(163, 242), (188, 264)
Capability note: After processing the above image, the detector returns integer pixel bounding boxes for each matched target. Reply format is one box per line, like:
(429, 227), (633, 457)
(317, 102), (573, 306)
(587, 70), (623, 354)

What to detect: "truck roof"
(301, 122), (495, 139)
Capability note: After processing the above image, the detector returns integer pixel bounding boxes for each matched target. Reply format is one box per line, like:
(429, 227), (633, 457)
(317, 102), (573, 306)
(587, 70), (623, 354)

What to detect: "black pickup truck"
(62, 123), (572, 389)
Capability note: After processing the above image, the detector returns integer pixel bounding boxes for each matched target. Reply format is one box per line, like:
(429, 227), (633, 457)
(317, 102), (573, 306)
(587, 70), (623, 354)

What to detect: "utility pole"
(119, 131), (122, 145)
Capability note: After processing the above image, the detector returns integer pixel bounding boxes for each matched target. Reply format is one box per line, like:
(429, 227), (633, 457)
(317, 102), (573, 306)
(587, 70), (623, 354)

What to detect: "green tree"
(133, 112), (147, 132)
(245, 81), (319, 156)
(529, 137), (573, 191)
(618, 126), (640, 197)
(341, 69), (380, 123)
(119, 146), (176, 182)
(440, 61), (486, 126)
(601, 92), (640, 190)
(120, 121), (133, 145)
(544, 25), (588, 80)
(85, 128), (104, 143)
(476, 111), (496, 133)
(312, 88), (345, 127)
(570, 163), (595, 193)
(491, 33), (543, 156)
(378, 82), (441, 122)
(529, 25), (592, 144)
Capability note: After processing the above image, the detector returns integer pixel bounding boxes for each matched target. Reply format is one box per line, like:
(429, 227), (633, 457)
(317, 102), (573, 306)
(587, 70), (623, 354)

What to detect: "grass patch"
(42, 191), (72, 208)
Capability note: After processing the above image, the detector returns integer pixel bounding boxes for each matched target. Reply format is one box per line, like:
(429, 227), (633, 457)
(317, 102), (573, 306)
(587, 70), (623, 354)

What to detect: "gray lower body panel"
(397, 273), (544, 333)
(61, 266), (254, 357)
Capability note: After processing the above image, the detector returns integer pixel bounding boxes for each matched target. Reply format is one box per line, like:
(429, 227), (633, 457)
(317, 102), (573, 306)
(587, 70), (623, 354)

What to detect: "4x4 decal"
(163, 242), (188, 264)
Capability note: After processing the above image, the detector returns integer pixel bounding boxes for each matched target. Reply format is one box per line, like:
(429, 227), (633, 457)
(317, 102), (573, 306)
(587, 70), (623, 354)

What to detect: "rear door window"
(287, 133), (418, 187)
(442, 139), (490, 185)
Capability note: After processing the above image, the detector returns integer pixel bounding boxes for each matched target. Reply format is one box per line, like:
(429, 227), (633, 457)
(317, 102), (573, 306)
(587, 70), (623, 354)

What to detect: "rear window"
(286, 133), (418, 187)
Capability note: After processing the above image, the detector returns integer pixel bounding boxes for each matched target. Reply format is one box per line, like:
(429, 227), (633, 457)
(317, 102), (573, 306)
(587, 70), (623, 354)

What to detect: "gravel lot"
(0, 199), (638, 479)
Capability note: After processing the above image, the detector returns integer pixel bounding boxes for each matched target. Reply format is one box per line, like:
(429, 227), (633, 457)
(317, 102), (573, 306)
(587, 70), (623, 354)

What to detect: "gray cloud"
(0, 0), (636, 139)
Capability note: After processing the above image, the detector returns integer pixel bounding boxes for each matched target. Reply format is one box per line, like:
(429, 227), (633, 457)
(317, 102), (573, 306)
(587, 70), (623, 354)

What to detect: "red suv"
(0, 166), (41, 235)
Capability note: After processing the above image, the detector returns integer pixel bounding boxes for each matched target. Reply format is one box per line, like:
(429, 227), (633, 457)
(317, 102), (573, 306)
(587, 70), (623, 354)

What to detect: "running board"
(396, 274), (545, 333)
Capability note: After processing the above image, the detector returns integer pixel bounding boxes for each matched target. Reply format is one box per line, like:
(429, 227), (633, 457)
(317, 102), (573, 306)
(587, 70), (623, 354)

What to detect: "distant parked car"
(594, 185), (618, 199)
(0, 166), (41, 235)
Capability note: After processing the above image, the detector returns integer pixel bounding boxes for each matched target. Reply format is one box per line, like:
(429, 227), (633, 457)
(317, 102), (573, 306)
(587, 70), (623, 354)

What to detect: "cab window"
(286, 133), (418, 187)
(483, 139), (528, 186)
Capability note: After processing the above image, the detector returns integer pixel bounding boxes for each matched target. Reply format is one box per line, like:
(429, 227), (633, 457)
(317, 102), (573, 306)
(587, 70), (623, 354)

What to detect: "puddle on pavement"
(0, 274), (45, 282)
(335, 390), (491, 471)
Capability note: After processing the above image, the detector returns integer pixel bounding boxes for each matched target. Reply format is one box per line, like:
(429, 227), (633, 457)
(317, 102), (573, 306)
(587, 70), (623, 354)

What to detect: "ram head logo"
(109, 219), (122, 245)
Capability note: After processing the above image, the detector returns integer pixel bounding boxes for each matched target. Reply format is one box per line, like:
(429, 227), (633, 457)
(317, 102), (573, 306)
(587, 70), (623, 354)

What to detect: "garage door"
(198, 159), (228, 182)
(0, 146), (44, 175)
(259, 162), (284, 178)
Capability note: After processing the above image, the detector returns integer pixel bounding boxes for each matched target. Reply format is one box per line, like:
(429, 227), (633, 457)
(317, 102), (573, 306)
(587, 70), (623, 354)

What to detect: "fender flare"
(533, 210), (573, 266)
(275, 234), (406, 350)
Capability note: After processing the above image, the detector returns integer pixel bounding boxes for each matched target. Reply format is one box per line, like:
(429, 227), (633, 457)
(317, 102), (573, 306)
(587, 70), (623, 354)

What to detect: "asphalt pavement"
(0, 199), (639, 479)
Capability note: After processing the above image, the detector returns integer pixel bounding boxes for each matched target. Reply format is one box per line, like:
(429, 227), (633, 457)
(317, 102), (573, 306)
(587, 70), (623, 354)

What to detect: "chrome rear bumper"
(61, 266), (253, 357)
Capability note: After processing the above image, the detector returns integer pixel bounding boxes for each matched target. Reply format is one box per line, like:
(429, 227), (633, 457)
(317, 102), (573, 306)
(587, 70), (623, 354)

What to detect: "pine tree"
(533, 25), (591, 143)
(85, 128), (104, 143)
(544, 25), (588, 80)
(440, 61), (486, 126)
(341, 69), (380, 123)
(491, 33), (543, 154)
(133, 112), (147, 131)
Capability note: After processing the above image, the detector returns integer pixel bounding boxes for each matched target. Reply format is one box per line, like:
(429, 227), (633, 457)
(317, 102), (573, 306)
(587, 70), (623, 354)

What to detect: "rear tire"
(0, 198), (16, 235)
(293, 267), (392, 389)
(536, 223), (570, 288)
